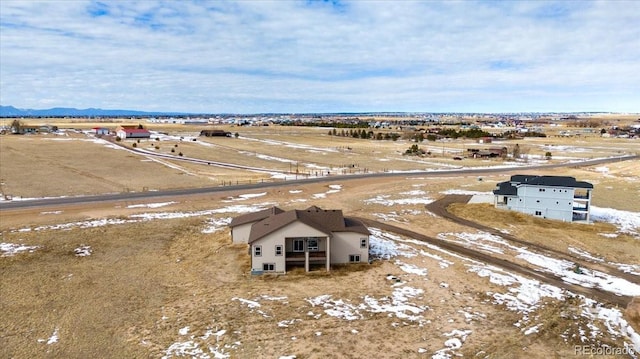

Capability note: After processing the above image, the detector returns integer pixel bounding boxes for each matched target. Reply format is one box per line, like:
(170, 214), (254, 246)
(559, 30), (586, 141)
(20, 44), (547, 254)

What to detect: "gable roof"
(246, 206), (370, 243)
(229, 206), (284, 227)
(509, 175), (593, 189)
(494, 175), (593, 195)
(493, 181), (518, 196)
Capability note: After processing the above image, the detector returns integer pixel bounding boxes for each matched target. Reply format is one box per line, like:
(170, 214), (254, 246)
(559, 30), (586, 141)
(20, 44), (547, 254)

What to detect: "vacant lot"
(1, 119), (638, 358)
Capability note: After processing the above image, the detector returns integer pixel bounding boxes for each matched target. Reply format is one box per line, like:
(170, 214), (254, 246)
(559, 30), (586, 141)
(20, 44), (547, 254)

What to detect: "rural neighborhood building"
(493, 175), (593, 222)
(229, 206), (370, 274)
(200, 129), (232, 137)
(466, 147), (507, 159)
(116, 127), (151, 139)
(93, 127), (110, 135)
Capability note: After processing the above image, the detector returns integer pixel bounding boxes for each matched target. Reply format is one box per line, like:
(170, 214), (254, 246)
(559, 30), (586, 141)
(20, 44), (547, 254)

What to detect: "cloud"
(1, 0), (639, 113)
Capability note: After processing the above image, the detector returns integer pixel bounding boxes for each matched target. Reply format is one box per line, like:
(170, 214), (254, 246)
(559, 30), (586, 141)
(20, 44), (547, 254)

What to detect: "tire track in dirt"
(355, 216), (633, 308)
(426, 195), (639, 284)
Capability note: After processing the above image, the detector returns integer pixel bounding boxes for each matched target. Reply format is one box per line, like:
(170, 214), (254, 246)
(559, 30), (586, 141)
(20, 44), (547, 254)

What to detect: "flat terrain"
(1, 118), (639, 358)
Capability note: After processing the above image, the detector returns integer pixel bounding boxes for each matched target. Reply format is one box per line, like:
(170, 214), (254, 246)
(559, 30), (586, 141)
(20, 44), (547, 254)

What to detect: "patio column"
(305, 251), (309, 272)
(325, 236), (331, 272)
(304, 238), (309, 272)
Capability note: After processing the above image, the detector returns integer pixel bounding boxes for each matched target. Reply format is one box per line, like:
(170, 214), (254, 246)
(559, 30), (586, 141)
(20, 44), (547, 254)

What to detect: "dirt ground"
(0, 119), (639, 358)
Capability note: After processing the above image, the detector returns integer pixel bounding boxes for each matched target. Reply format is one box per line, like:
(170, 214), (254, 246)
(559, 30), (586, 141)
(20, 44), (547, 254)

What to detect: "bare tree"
(10, 119), (22, 134)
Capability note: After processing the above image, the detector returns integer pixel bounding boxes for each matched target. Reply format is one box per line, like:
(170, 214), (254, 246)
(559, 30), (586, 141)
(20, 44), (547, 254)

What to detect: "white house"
(493, 175), (593, 222)
(229, 206), (370, 274)
(116, 127), (151, 139)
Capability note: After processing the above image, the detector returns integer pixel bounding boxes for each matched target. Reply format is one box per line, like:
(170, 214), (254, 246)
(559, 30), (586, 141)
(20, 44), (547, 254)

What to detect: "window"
(349, 255), (361, 263)
(263, 263), (275, 271)
(293, 239), (304, 252)
(536, 200), (540, 203)
(539, 188), (545, 192)
(254, 245), (262, 257)
(275, 245), (283, 256)
(360, 238), (367, 248)
(308, 238), (318, 251)
(535, 211), (542, 216)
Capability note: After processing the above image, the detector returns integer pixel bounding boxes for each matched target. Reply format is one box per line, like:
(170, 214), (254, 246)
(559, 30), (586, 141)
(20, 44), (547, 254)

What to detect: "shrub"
(155, 145), (160, 150)
(178, 152), (183, 156)
(171, 148), (175, 153)
(132, 142), (137, 148)
(115, 136), (121, 142)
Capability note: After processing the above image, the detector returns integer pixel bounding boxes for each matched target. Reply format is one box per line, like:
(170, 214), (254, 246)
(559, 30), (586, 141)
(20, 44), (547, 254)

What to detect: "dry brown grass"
(447, 202), (639, 265)
(1, 120), (639, 358)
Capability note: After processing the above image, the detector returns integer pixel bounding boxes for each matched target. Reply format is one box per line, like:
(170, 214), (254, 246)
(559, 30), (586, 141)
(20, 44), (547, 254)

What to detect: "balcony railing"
(286, 251), (327, 262)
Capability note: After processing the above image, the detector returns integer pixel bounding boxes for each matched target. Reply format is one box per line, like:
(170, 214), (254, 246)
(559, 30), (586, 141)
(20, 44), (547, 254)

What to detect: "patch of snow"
(568, 247), (604, 263)
(202, 217), (232, 233)
(1, 242), (40, 257)
(46, 328), (59, 345)
(179, 326), (190, 335)
(232, 297), (261, 309)
(598, 233), (619, 238)
(396, 261), (428, 276)
(127, 201), (176, 209)
(368, 228), (418, 259)
(523, 324), (540, 335)
(364, 194), (434, 206)
(516, 251), (640, 297)
(590, 206), (640, 237)
(74, 245), (92, 257)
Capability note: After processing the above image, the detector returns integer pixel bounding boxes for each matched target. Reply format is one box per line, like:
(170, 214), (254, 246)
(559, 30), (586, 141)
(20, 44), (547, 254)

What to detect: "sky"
(1, 0), (639, 114)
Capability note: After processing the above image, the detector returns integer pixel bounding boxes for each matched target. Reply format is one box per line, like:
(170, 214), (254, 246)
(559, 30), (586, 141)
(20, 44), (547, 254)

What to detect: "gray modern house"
(493, 175), (593, 222)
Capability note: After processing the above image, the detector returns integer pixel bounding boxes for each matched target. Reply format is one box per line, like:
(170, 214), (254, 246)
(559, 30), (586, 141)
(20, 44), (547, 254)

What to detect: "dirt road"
(357, 215), (633, 308)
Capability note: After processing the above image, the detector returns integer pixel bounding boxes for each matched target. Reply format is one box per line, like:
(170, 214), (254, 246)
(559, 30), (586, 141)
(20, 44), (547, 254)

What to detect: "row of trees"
(328, 128), (401, 141)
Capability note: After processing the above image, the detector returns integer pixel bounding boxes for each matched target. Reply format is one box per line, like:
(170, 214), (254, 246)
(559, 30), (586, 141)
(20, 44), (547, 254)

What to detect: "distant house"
(116, 128), (151, 139)
(93, 127), (110, 135)
(200, 129), (231, 137)
(38, 125), (58, 133)
(229, 206), (370, 274)
(467, 147), (507, 159)
(493, 175), (593, 222)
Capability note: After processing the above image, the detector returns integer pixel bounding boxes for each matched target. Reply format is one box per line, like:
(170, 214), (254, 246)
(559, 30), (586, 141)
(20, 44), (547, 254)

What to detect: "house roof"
(493, 181), (518, 196)
(509, 175), (593, 189)
(493, 175), (593, 195)
(246, 206), (370, 243)
(229, 206), (284, 227)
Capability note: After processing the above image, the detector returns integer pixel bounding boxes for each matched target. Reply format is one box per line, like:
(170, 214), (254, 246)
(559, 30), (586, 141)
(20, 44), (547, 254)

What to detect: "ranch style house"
(493, 175), (593, 222)
(229, 206), (370, 274)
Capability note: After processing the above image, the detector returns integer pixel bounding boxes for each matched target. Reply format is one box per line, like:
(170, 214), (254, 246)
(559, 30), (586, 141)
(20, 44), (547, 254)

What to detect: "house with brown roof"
(229, 206), (370, 274)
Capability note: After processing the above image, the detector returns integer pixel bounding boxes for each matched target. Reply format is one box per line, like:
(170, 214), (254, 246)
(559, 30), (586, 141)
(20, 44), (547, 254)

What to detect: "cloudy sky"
(1, 1), (638, 114)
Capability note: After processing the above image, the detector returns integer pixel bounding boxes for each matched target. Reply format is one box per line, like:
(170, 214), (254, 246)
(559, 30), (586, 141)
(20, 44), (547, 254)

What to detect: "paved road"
(1, 154), (637, 211)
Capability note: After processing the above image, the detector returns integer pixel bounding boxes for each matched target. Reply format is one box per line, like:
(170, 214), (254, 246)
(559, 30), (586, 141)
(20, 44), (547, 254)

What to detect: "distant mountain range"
(0, 105), (188, 117)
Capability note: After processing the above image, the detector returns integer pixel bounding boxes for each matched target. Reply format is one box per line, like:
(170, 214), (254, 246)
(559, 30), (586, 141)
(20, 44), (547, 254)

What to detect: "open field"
(1, 119), (639, 358)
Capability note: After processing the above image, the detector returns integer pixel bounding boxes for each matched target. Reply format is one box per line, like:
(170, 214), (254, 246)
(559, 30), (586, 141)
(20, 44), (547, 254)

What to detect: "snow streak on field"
(3, 186), (639, 358)
(157, 225), (640, 358)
